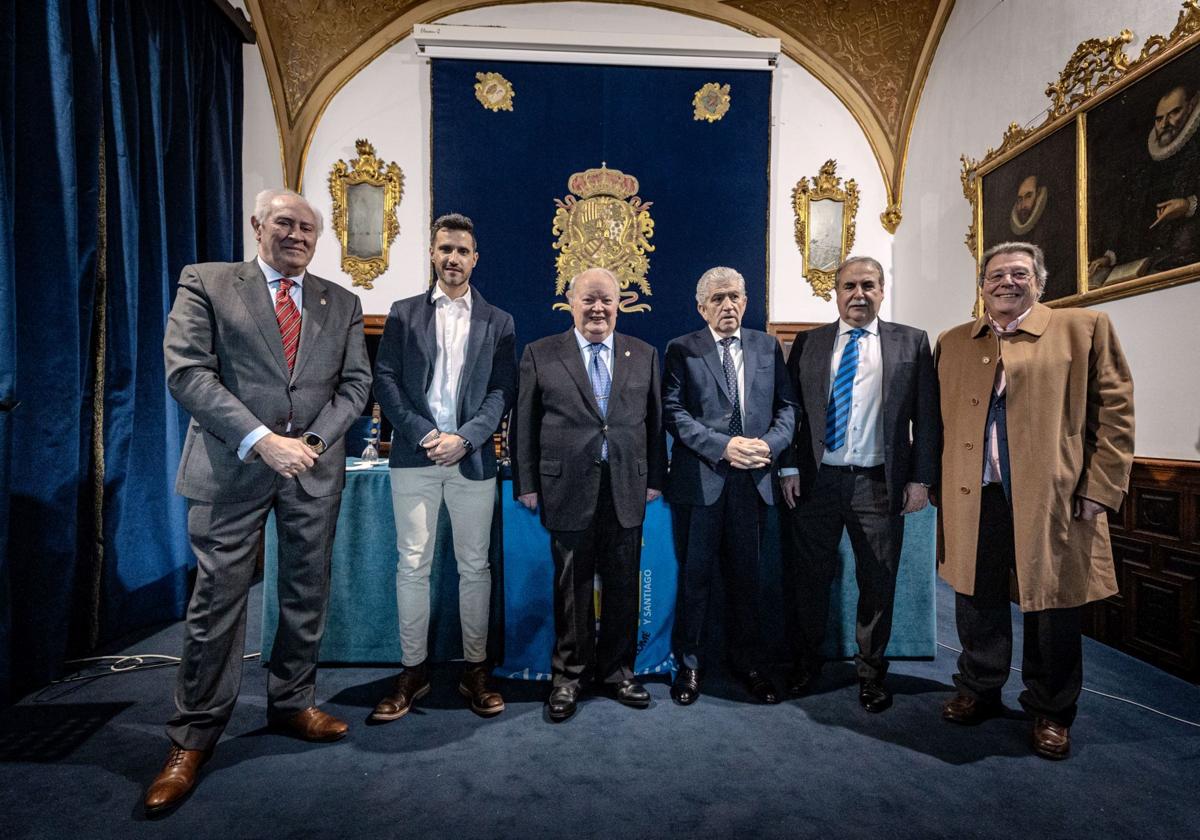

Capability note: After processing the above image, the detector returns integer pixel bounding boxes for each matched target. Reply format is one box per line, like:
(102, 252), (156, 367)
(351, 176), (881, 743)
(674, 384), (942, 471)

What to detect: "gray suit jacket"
(510, 329), (667, 531)
(372, 285), (516, 479)
(783, 319), (938, 515)
(164, 260), (372, 502)
(662, 327), (797, 506)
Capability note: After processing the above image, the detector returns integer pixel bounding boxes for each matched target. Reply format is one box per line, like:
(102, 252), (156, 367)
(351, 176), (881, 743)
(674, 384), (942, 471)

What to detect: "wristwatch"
(461, 437), (475, 454)
(302, 432), (327, 455)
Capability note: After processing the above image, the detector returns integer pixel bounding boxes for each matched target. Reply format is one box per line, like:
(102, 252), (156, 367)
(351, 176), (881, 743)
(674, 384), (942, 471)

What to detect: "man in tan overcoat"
(935, 241), (1134, 760)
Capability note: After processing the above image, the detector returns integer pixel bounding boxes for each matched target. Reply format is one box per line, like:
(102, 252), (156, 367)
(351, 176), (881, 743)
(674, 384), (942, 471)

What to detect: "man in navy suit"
(662, 266), (797, 705)
(779, 256), (937, 713)
(371, 213), (517, 721)
(510, 267), (666, 722)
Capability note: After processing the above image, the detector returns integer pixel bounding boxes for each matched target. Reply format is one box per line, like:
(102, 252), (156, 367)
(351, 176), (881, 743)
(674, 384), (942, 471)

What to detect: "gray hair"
(566, 266), (620, 298)
(695, 266), (746, 305)
(253, 188), (324, 238)
(979, 241), (1047, 298)
(836, 256), (885, 284)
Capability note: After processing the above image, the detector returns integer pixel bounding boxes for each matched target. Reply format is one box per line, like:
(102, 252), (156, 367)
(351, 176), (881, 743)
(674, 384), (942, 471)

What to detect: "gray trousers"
(167, 479), (340, 751)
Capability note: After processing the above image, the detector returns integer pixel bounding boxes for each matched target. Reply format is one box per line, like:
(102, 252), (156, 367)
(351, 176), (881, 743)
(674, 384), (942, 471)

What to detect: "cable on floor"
(50, 653), (261, 684)
(936, 641), (1200, 728)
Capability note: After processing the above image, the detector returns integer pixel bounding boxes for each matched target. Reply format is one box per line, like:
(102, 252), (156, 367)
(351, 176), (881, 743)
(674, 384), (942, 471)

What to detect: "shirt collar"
(574, 329), (614, 352)
(988, 306), (1032, 335)
(431, 283), (473, 309)
(838, 317), (878, 336)
(708, 326), (743, 345)
(258, 256), (304, 287)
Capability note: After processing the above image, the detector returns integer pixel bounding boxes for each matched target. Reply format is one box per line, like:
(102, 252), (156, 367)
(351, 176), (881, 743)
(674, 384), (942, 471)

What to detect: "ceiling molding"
(244, 0), (955, 232)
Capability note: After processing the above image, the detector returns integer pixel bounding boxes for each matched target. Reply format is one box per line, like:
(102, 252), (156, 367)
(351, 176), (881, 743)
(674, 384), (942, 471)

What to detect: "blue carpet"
(1, 581), (1197, 839)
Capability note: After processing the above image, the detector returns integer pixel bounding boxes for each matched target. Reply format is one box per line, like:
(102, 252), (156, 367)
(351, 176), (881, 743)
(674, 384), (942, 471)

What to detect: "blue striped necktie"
(825, 327), (866, 452)
(588, 342), (610, 459)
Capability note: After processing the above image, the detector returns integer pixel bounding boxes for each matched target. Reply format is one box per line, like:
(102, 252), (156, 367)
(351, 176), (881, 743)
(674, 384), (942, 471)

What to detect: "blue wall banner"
(431, 59), (772, 354)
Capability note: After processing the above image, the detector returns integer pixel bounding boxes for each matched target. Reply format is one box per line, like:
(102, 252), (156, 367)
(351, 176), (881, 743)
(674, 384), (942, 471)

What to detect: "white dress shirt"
(574, 329), (614, 378)
(821, 318), (883, 468)
(708, 327), (746, 415)
(982, 305), (1032, 485)
(427, 284), (473, 434)
(238, 257), (306, 460)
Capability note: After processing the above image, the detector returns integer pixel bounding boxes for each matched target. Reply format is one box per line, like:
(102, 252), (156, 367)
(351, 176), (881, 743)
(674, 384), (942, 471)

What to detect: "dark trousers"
(167, 479), (341, 751)
(786, 464), (902, 682)
(954, 483), (1083, 726)
(548, 465), (642, 689)
(673, 469), (768, 673)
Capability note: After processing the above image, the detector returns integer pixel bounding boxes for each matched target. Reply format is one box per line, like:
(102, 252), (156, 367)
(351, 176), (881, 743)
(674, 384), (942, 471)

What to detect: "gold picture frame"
(962, 0), (1200, 309)
(329, 139), (404, 289)
(792, 159), (859, 300)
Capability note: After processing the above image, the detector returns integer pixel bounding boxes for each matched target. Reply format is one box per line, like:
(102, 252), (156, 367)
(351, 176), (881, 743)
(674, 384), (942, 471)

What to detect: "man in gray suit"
(779, 256), (937, 713)
(662, 266), (797, 706)
(146, 189), (371, 815)
(511, 267), (666, 722)
(370, 213), (516, 722)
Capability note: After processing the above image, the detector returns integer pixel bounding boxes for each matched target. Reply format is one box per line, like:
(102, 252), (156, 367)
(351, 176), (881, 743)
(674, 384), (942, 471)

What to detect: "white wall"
(241, 2), (896, 320)
(893, 0), (1200, 461)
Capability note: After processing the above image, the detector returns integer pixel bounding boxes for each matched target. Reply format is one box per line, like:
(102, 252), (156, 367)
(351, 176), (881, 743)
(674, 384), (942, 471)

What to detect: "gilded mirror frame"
(792, 159), (859, 300)
(961, 0), (1200, 310)
(329, 139), (404, 289)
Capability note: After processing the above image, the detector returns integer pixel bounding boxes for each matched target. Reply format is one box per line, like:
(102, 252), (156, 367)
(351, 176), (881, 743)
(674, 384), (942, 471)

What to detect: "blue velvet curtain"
(0, 0), (242, 702)
(101, 0), (242, 641)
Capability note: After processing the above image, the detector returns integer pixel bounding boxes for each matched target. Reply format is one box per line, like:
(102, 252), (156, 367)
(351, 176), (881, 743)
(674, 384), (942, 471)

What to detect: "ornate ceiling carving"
(245, 0), (954, 231)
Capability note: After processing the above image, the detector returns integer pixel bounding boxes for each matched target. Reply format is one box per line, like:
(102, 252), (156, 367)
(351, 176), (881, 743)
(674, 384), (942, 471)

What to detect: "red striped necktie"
(275, 277), (301, 372)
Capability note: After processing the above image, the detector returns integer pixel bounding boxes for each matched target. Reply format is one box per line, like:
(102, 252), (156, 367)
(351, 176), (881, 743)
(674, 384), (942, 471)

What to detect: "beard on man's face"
(1015, 203), (1032, 224)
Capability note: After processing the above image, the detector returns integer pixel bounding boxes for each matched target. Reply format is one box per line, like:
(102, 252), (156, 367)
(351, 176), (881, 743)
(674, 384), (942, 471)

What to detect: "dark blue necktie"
(720, 336), (743, 437)
(825, 327), (866, 452)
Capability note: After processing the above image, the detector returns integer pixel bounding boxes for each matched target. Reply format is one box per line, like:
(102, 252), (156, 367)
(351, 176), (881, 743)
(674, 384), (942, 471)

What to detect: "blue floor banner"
(431, 59), (771, 353)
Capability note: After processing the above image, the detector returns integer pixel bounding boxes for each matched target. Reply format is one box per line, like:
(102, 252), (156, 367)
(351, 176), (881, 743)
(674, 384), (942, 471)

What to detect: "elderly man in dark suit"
(662, 266), (797, 706)
(510, 267), (666, 722)
(370, 213), (516, 722)
(779, 256), (937, 713)
(147, 189), (371, 814)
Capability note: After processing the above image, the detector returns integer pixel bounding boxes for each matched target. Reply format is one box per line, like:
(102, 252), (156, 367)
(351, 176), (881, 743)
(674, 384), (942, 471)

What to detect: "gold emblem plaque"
(693, 82), (731, 122)
(328, 139), (404, 290)
(474, 72), (514, 112)
(551, 164), (655, 313)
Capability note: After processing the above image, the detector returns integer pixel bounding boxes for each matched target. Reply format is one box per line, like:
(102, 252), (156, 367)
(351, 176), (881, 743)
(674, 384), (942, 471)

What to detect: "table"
(262, 462), (937, 677)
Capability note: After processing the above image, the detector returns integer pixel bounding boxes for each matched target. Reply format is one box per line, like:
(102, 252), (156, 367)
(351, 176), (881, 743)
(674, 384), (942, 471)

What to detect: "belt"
(820, 463), (884, 475)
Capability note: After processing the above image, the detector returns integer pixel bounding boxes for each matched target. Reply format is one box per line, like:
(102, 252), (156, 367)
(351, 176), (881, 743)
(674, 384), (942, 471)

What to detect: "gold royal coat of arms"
(552, 163), (654, 312)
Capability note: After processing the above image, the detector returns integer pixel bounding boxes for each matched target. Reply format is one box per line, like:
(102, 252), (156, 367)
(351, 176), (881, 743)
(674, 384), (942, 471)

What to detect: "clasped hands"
(254, 432), (319, 479)
(724, 436), (771, 471)
(421, 429), (469, 467)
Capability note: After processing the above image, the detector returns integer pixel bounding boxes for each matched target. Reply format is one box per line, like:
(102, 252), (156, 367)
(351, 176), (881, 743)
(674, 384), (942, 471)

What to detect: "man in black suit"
(510, 267), (666, 722)
(370, 213), (517, 722)
(779, 256), (937, 712)
(662, 266), (797, 705)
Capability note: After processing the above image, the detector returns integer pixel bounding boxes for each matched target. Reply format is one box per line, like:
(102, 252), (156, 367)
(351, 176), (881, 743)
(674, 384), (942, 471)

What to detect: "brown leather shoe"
(941, 693), (1000, 725)
(272, 706), (349, 742)
(144, 745), (209, 816)
(370, 667), (431, 722)
(458, 663), (505, 717)
(1031, 717), (1070, 760)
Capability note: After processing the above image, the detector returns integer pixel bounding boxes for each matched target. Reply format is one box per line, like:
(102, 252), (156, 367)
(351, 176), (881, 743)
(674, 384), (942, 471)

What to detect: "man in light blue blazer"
(662, 266), (797, 706)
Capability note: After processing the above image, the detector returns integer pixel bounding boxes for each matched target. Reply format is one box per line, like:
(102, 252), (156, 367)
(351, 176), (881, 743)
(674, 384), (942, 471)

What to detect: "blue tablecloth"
(262, 462), (936, 675)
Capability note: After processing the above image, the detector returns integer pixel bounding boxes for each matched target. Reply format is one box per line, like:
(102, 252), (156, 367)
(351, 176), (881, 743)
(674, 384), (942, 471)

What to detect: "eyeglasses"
(983, 269), (1033, 285)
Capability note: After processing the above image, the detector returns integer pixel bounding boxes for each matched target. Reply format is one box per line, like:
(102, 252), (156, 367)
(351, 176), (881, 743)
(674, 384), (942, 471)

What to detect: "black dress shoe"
(671, 668), (701, 706)
(739, 670), (780, 705)
(858, 679), (892, 713)
(547, 685), (578, 722)
(786, 665), (819, 696)
(613, 679), (650, 709)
